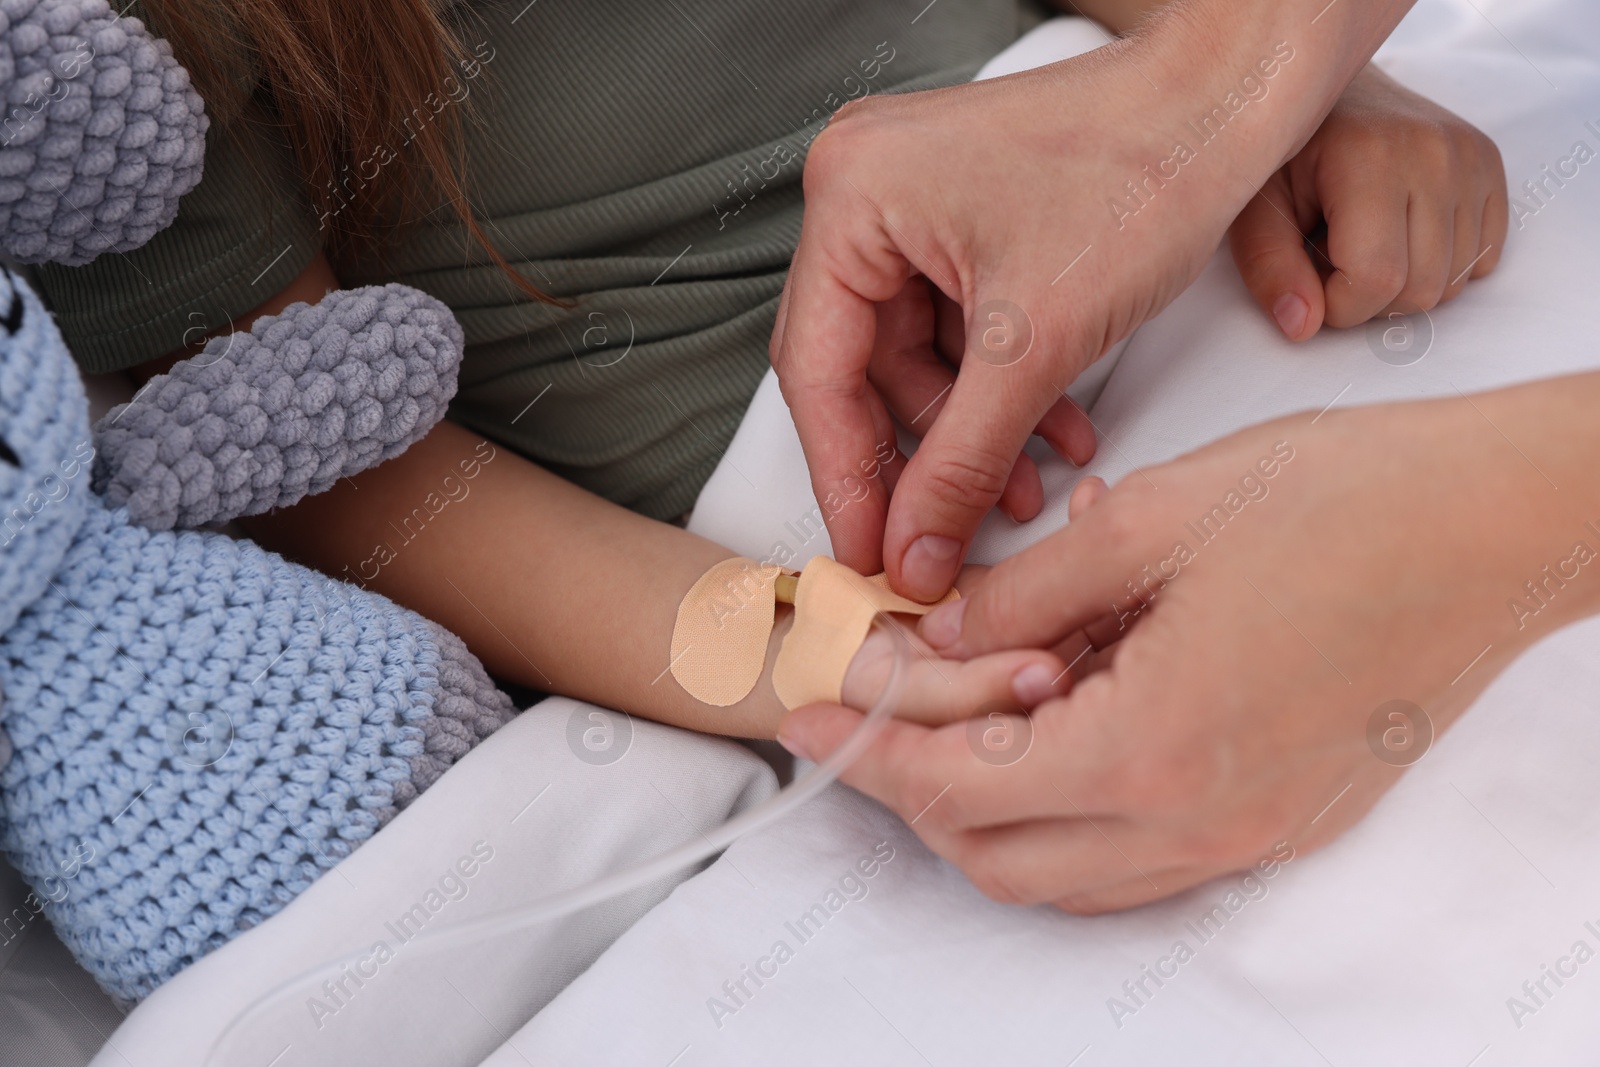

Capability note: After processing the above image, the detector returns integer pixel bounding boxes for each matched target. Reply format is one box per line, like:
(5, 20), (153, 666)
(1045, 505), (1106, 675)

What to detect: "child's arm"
(1065, 0), (1508, 340)
(243, 415), (1064, 737)
(1227, 62), (1507, 339)
(133, 252), (1064, 736)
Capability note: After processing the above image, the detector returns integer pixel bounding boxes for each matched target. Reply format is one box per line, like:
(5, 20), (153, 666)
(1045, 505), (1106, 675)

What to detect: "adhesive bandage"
(670, 557), (783, 705)
(669, 554), (956, 711)
(771, 556), (956, 709)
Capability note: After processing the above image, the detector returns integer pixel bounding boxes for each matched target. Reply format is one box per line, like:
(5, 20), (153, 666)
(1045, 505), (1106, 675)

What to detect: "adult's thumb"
(884, 328), (1051, 602)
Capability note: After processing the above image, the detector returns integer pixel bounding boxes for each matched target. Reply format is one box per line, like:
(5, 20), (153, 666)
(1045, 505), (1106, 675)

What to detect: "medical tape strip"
(773, 556), (958, 710)
(670, 555), (958, 709)
(670, 556), (783, 705)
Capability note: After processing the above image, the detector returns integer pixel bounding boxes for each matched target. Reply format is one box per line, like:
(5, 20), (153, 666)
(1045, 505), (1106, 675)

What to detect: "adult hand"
(1230, 63), (1508, 341)
(777, 375), (1600, 912)
(771, 0), (1412, 602)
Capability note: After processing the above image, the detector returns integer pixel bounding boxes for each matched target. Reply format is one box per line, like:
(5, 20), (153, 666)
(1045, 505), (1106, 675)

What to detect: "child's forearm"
(244, 419), (797, 737)
(132, 252), (758, 732)
(162, 254), (1058, 738)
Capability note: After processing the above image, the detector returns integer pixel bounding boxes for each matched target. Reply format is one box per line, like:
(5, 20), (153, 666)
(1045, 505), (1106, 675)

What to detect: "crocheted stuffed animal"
(92, 282), (468, 531)
(0, 0), (517, 1004)
(0, 0), (206, 264)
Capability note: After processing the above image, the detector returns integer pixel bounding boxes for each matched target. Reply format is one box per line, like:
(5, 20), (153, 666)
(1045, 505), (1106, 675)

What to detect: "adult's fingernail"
(1273, 292), (1309, 338)
(920, 597), (967, 651)
(1012, 663), (1061, 706)
(776, 722), (812, 761)
(902, 534), (962, 602)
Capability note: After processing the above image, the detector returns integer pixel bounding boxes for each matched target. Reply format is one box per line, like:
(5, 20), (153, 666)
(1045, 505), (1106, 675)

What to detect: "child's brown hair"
(142, 0), (553, 303)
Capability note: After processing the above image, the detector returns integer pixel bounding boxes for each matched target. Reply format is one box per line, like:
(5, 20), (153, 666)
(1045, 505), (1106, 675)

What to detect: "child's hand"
(1228, 65), (1508, 341)
(837, 566), (1067, 724)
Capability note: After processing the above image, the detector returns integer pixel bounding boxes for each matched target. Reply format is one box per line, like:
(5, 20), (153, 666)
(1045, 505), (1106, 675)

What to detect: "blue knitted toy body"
(0, 271), (517, 1002)
(0, 0), (522, 1005)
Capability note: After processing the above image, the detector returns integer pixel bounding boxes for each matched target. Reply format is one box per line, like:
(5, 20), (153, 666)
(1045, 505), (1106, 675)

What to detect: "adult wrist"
(1130, 0), (1410, 192)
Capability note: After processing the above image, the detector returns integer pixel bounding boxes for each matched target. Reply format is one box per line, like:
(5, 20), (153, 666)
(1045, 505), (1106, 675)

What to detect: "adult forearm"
(1049, 0), (1417, 239)
(1145, 0), (1412, 168)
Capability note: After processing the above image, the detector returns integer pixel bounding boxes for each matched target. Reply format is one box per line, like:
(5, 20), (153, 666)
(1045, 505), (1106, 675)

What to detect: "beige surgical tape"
(670, 554), (959, 710)
(670, 556), (782, 705)
(772, 555), (958, 710)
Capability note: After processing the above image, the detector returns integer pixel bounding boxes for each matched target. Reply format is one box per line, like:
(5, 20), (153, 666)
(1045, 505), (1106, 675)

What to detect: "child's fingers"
(1380, 198), (1454, 315)
(1447, 134), (1508, 301)
(1067, 475), (1107, 522)
(1322, 185), (1409, 329)
(1440, 197), (1487, 303)
(1228, 183), (1326, 342)
(1444, 178), (1507, 301)
(952, 563), (993, 596)
(1479, 170), (1510, 274)
(840, 625), (1067, 726)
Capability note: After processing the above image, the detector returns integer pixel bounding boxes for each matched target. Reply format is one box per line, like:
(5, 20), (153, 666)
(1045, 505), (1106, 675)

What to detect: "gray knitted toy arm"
(93, 283), (465, 529)
(0, 0), (207, 266)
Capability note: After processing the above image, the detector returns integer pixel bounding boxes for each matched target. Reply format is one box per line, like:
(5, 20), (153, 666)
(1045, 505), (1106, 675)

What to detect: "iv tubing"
(205, 613), (910, 1065)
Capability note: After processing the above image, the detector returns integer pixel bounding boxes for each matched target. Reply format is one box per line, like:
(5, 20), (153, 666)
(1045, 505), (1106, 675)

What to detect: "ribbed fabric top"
(30, 0), (1036, 519)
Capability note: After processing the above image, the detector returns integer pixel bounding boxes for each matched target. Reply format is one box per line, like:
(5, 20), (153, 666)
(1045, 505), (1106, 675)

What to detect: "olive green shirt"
(33, 0), (1036, 519)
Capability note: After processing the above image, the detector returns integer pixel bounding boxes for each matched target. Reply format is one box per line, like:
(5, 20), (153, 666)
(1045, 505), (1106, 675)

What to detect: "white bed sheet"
(505, 3), (1600, 1064)
(88, 701), (777, 1067)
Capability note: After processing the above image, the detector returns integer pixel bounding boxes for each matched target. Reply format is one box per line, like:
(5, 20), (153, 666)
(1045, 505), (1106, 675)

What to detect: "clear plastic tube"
(205, 613), (909, 1065)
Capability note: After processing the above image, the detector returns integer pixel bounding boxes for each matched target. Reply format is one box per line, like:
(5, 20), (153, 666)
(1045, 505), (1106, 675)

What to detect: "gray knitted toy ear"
(93, 284), (466, 529)
(0, 0), (208, 265)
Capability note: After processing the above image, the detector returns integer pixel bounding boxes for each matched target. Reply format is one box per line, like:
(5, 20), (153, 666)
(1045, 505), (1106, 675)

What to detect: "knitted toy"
(92, 283), (466, 530)
(0, 0), (206, 264)
(0, 0), (518, 1005)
